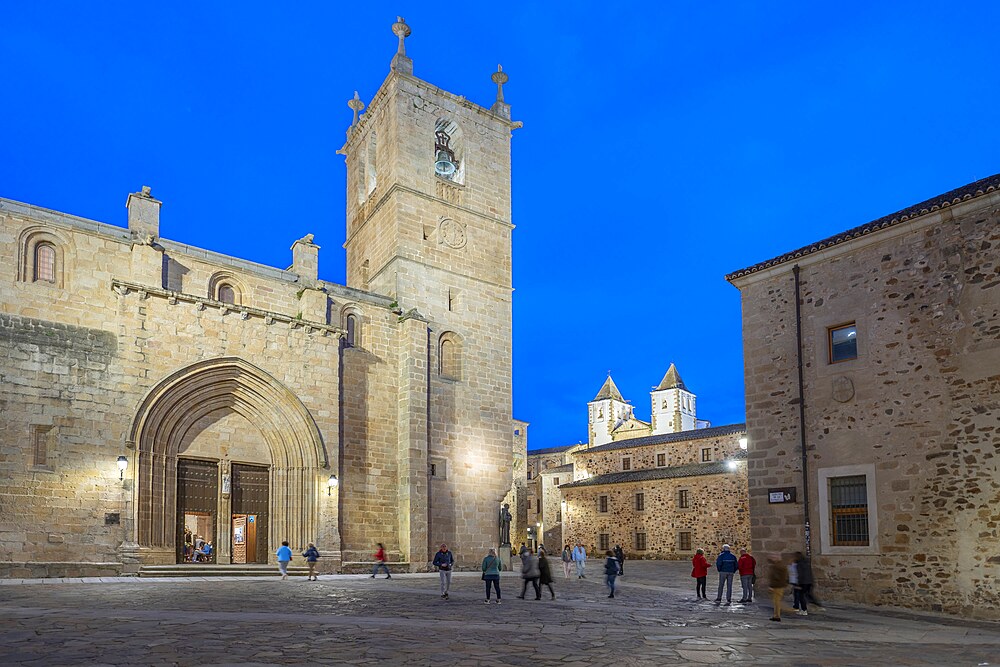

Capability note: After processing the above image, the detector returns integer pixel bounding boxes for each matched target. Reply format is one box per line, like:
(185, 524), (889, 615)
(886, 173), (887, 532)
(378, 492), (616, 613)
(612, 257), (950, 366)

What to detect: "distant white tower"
(650, 363), (697, 434)
(588, 375), (631, 446)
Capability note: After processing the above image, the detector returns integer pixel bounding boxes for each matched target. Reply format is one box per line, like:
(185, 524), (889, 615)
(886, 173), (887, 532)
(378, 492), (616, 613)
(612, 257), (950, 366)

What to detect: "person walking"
(433, 543), (454, 599)
(538, 548), (556, 600)
(482, 548), (503, 604)
(791, 551), (813, 615)
(691, 548), (711, 599)
(572, 542), (587, 578)
(604, 550), (619, 598)
(715, 544), (739, 604)
(794, 551), (822, 610)
(276, 541), (293, 580)
(613, 544), (625, 576)
(560, 544), (573, 579)
(767, 553), (789, 622)
(737, 548), (757, 603)
(788, 554), (800, 611)
(371, 542), (391, 579)
(302, 543), (320, 581)
(518, 542), (529, 557)
(518, 549), (541, 599)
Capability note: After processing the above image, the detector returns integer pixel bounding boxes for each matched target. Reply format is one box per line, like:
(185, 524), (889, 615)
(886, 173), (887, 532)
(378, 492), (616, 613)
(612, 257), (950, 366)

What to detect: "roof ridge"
(726, 173), (1000, 282)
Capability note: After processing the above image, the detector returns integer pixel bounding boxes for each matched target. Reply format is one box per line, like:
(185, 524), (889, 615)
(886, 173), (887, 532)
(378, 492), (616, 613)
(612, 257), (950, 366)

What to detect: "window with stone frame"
(217, 283), (237, 305)
(634, 492), (645, 511)
(527, 498), (532, 510)
(677, 488), (690, 509)
(34, 243), (56, 283)
(598, 533), (610, 552)
(634, 531), (647, 551)
(828, 322), (858, 363)
(598, 495), (608, 513)
(829, 475), (869, 546)
(621, 456), (632, 471)
(553, 477), (559, 486)
(656, 453), (667, 467)
(439, 331), (462, 380)
(678, 531), (692, 551)
(701, 447), (712, 462)
(345, 314), (358, 348)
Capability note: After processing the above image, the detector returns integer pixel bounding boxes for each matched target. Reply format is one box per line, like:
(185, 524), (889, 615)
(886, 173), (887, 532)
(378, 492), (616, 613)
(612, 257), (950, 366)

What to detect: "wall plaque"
(768, 487), (797, 504)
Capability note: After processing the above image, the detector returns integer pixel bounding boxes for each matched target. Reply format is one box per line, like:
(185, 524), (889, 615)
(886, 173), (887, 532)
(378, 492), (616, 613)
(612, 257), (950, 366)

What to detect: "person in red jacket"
(691, 548), (711, 599)
(737, 548), (757, 603)
(371, 542), (392, 579)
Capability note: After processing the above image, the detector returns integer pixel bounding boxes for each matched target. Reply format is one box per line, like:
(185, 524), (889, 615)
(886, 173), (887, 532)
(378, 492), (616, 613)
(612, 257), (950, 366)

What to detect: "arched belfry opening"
(129, 357), (329, 565)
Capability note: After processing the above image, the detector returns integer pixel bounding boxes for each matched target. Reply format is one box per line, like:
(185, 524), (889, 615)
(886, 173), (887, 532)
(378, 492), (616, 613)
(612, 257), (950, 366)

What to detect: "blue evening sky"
(3, 2), (998, 450)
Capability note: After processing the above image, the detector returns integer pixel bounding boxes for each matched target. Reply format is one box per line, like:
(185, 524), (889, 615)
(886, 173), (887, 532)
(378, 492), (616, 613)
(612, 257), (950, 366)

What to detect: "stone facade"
(525, 445), (581, 550)
(727, 174), (1000, 619)
(562, 426), (750, 559)
(0, 19), (521, 576)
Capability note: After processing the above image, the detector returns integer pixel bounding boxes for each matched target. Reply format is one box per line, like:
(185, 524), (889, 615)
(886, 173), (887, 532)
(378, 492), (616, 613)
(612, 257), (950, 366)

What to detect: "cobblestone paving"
(1, 561), (998, 666)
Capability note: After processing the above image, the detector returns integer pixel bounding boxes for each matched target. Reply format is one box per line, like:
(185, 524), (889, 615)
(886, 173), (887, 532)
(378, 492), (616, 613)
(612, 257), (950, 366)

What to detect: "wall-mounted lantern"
(117, 455), (128, 480)
(327, 474), (339, 496)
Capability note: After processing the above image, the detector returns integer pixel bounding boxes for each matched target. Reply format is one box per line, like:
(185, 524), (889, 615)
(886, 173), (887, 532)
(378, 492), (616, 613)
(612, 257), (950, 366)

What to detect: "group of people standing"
(692, 545), (820, 621)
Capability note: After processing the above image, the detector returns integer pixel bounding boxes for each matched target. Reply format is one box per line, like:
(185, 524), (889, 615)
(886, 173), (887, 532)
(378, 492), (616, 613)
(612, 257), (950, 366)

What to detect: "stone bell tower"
(339, 17), (521, 563)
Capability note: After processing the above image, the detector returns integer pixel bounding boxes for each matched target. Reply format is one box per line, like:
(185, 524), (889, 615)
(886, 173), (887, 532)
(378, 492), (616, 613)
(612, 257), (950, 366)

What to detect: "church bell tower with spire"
(338, 18), (521, 564)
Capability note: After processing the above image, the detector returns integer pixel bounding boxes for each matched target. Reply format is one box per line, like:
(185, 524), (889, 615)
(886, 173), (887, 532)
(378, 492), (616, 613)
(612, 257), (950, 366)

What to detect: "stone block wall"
(732, 189), (1000, 619)
(562, 471), (750, 559)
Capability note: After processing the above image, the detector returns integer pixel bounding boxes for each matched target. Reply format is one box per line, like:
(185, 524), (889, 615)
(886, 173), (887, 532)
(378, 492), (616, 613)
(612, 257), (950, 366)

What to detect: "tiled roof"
(559, 450), (748, 489)
(592, 375), (625, 402)
(578, 423), (746, 454)
(655, 363), (686, 391)
(527, 445), (575, 456)
(725, 173), (1000, 282)
(542, 463), (574, 474)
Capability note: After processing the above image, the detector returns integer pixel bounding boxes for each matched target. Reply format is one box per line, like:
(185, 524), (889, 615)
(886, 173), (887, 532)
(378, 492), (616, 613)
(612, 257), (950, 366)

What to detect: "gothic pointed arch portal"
(129, 357), (329, 564)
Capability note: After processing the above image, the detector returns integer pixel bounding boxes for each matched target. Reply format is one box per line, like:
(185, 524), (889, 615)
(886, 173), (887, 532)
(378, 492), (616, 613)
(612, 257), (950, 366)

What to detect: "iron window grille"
(830, 474), (869, 546)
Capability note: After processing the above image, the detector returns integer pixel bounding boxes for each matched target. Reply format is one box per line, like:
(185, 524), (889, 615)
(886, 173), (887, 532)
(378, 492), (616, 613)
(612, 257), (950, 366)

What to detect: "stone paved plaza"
(1, 561), (997, 666)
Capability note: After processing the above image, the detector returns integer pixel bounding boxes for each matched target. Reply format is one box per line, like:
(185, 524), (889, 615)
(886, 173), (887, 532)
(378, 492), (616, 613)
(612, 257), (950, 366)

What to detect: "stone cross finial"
(491, 64), (509, 104)
(348, 91), (365, 126)
(141, 185), (152, 197)
(392, 16), (411, 56)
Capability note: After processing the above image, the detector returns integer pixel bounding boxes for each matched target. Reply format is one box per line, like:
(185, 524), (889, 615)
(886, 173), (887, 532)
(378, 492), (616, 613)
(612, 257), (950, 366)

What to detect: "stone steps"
(139, 564), (310, 577)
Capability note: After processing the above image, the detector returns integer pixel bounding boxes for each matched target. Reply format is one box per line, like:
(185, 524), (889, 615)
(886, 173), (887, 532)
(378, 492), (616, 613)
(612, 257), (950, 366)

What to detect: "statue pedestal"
(499, 543), (512, 573)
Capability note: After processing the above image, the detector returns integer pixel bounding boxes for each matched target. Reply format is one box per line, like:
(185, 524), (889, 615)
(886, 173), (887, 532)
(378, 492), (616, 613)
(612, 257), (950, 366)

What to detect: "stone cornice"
(111, 279), (346, 337)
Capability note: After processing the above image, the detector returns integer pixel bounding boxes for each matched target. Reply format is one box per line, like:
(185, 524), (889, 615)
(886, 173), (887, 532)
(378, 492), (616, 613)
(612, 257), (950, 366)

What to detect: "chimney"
(126, 185), (161, 241)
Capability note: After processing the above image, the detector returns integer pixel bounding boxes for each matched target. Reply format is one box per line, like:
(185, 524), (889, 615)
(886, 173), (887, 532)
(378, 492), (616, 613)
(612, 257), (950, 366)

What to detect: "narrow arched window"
(345, 314), (357, 348)
(439, 332), (462, 380)
(217, 284), (236, 305)
(34, 244), (56, 283)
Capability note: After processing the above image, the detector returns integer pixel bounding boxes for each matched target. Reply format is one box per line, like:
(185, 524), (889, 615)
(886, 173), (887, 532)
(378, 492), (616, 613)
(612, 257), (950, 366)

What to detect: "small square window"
(553, 477), (560, 486)
(622, 457), (632, 471)
(598, 495), (608, 513)
(635, 492), (645, 512)
(429, 463), (437, 476)
(829, 323), (858, 363)
(701, 448), (712, 463)
(656, 453), (666, 467)
(678, 531), (692, 551)
(635, 532), (647, 551)
(527, 499), (532, 510)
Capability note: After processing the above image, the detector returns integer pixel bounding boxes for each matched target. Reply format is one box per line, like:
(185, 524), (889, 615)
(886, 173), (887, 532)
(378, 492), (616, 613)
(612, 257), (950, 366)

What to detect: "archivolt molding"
(130, 356), (330, 551)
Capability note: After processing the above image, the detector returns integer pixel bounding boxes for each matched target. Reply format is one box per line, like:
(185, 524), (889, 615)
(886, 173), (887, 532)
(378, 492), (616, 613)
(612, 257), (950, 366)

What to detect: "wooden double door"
(231, 464), (269, 564)
(176, 459), (269, 564)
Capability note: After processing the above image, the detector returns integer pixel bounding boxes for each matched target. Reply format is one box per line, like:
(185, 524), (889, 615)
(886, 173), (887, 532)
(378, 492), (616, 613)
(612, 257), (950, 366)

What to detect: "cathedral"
(0, 18), (521, 576)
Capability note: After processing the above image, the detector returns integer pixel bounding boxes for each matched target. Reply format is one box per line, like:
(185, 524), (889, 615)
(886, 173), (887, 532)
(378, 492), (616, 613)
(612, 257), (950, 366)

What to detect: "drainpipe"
(792, 265), (812, 556)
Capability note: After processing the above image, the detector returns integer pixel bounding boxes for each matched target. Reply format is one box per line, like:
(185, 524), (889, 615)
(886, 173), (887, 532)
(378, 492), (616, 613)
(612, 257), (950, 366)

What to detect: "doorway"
(231, 464), (269, 564)
(176, 459), (218, 564)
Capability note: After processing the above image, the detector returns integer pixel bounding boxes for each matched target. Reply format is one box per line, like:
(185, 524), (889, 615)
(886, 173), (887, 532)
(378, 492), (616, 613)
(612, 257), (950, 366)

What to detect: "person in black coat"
(537, 549), (555, 600)
(613, 544), (625, 575)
